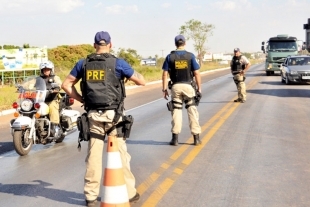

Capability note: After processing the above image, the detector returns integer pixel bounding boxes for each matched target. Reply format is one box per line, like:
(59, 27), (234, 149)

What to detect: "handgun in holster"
(191, 81), (201, 106)
(168, 80), (173, 90)
(233, 75), (246, 84)
(115, 115), (134, 139)
(167, 101), (174, 111)
(77, 113), (90, 142)
(194, 91), (202, 106)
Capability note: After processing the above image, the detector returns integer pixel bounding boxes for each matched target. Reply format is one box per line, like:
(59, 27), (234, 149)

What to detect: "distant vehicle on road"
(280, 55), (310, 84)
(261, 34), (304, 76)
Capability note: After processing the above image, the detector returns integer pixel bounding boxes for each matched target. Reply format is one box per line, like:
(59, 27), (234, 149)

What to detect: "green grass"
(0, 86), (18, 111)
(0, 59), (263, 110)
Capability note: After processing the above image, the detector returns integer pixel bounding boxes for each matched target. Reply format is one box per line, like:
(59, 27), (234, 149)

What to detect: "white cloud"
(185, 2), (201, 10)
(213, 1), (236, 11)
(105, 4), (138, 14)
(56, 0), (85, 13)
(284, 0), (310, 10)
(105, 5), (122, 14)
(126, 5), (138, 13)
(161, 3), (171, 8)
(95, 2), (103, 8)
(212, 0), (253, 11)
(285, 0), (297, 6)
(0, 0), (84, 14)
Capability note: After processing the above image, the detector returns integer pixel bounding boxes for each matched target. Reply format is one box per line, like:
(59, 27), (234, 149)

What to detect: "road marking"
(138, 76), (261, 206)
(136, 100), (234, 196)
(141, 101), (239, 206)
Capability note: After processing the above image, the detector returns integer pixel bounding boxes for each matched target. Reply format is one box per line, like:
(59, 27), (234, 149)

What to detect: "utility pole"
(161, 49), (164, 58)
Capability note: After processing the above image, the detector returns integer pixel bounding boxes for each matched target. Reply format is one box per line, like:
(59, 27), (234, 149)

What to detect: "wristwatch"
(162, 89), (167, 92)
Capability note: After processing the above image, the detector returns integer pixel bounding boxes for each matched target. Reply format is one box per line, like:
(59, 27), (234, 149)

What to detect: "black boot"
(170, 133), (178, 146)
(193, 134), (201, 145)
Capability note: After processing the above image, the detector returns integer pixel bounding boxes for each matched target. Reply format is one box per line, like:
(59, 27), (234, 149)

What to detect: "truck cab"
(261, 34), (300, 76)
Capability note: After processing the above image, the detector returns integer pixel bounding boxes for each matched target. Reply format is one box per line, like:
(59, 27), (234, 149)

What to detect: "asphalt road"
(1, 64), (310, 207)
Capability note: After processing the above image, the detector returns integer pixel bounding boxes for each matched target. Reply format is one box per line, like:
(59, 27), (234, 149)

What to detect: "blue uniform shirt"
(162, 50), (200, 71)
(70, 58), (134, 80)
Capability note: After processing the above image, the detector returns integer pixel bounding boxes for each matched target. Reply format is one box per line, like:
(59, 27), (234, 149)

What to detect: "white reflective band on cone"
(102, 185), (129, 204)
(106, 152), (123, 169)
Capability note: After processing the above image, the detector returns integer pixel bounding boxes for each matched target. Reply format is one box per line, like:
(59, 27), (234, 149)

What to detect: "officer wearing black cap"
(231, 48), (251, 103)
(162, 34), (202, 146)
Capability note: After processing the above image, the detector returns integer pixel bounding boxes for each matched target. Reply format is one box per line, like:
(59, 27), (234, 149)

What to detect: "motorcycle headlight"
(21, 99), (33, 111)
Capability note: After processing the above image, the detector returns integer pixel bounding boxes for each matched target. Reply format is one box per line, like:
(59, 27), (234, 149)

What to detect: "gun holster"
(168, 81), (173, 90)
(116, 115), (134, 138)
(233, 76), (246, 84)
(167, 101), (174, 111)
(77, 113), (90, 142)
(194, 91), (202, 106)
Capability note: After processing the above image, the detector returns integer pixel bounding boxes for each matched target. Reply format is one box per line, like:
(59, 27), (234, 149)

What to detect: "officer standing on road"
(61, 31), (145, 207)
(231, 48), (251, 103)
(39, 60), (62, 138)
(162, 34), (202, 146)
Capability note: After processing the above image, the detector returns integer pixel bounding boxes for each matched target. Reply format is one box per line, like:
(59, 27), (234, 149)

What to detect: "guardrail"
(0, 68), (40, 86)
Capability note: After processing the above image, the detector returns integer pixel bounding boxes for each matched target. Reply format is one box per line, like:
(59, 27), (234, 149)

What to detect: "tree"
(242, 52), (252, 59)
(179, 19), (215, 66)
(3, 45), (19, 49)
(117, 48), (141, 66)
(23, 44), (30, 48)
(156, 57), (165, 68)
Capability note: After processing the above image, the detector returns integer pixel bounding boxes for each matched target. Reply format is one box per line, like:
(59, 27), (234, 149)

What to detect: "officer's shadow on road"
(126, 140), (197, 146)
(247, 88), (310, 98)
(0, 142), (14, 155)
(260, 80), (310, 86)
(259, 81), (283, 85)
(198, 101), (231, 104)
(244, 71), (267, 77)
(0, 180), (85, 206)
(126, 140), (168, 145)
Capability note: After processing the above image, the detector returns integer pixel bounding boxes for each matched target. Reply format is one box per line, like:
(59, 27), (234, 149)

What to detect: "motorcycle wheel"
(13, 129), (33, 156)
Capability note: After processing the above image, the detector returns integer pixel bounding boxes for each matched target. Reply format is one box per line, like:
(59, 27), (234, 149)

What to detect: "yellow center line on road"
(141, 102), (240, 207)
(137, 76), (260, 206)
(137, 101), (234, 196)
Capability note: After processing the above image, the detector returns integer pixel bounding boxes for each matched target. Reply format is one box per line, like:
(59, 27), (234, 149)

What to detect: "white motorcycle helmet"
(39, 60), (55, 76)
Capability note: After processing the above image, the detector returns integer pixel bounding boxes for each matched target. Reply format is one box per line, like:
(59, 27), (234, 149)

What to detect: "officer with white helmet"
(39, 60), (62, 138)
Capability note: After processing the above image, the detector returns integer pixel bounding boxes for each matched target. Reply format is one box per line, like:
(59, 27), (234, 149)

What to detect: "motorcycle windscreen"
(34, 76), (47, 103)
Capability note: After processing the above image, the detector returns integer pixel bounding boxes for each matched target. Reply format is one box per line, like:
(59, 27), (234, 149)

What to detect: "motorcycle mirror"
(16, 85), (24, 93)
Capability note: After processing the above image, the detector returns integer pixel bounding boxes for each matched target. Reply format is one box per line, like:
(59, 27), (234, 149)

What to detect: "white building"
(140, 58), (156, 66)
(203, 53), (232, 61)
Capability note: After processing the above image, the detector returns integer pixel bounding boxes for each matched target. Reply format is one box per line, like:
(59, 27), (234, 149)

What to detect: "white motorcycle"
(10, 76), (81, 156)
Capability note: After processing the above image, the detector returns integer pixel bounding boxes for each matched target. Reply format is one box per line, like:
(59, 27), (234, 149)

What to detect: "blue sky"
(0, 0), (309, 58)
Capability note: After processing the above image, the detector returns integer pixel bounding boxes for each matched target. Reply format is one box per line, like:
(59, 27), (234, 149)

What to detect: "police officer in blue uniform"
(162, 34), (202, 146)
(61, 31), (145, 207)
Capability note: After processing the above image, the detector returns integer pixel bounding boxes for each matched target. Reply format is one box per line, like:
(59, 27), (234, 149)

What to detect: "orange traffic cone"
(100, 135), (130, 207)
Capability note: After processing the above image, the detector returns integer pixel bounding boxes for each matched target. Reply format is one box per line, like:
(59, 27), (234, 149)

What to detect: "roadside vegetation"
(0, 54), (262, 111)
(0, 19), (265, 111)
